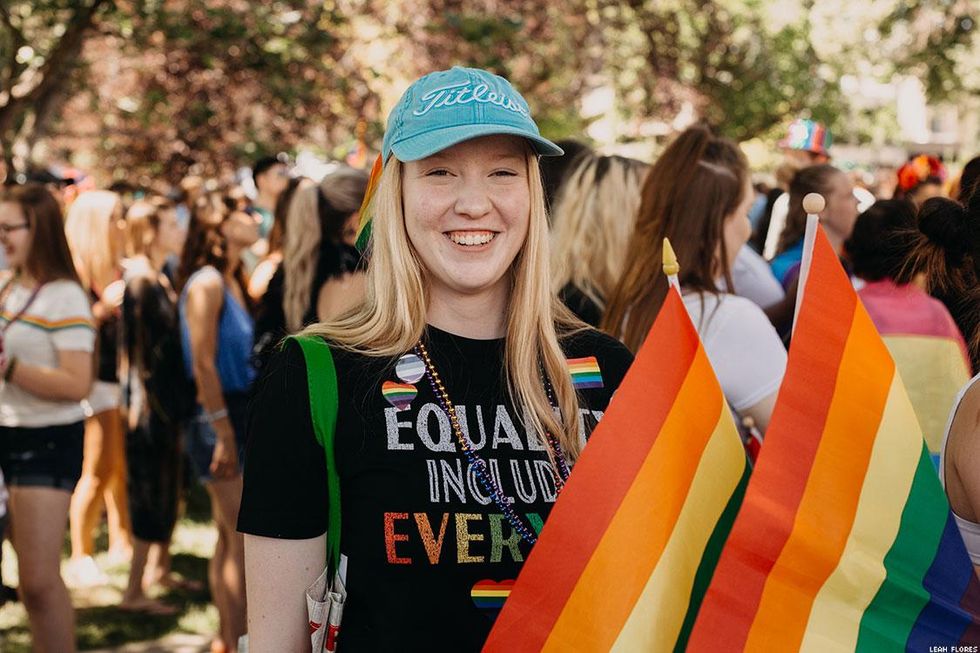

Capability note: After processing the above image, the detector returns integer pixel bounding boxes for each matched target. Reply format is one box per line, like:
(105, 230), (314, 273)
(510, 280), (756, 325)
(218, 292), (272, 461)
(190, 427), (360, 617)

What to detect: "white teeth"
(449, 232), (495, 246)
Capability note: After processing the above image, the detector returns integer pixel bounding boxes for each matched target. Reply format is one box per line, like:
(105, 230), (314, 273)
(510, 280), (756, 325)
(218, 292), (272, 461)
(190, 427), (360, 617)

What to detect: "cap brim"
(390, 124), (563, 162)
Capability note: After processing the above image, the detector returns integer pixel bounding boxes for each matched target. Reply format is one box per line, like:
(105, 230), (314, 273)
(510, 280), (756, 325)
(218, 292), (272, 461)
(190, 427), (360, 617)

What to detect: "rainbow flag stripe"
(485, 287), (748, 652)
(1, 313), (95, 333)
(566, 356), (604, 390)
(354, 154), (384, 252)
(471, 580), (513, 610)
(688, 221), (980, 651)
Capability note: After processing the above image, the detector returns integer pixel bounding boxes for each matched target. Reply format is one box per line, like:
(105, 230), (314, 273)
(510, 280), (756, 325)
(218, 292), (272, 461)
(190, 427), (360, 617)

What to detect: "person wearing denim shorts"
(176, 187), (259, 653)
(0, 184), (96, 653)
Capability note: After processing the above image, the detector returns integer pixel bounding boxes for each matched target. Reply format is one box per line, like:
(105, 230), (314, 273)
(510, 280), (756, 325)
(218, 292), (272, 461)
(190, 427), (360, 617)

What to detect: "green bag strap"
(289, 334), (341, 574)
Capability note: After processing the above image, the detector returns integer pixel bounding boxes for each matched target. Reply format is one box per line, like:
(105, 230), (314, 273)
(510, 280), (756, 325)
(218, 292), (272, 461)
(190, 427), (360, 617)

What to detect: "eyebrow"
(423, 150), (525, 164)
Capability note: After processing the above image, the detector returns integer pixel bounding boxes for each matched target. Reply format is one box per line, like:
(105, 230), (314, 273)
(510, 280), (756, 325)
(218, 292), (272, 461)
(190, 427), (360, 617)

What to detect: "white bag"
(307, 555), (347, 653)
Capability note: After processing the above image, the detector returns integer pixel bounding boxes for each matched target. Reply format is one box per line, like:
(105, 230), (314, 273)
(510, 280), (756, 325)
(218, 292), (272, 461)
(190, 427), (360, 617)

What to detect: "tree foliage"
(0, 0), (975, 183)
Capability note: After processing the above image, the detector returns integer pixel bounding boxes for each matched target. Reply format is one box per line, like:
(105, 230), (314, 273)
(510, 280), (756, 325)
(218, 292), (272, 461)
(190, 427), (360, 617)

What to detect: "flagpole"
(791, 193), (825, 334)
(663, 237), (680, 290)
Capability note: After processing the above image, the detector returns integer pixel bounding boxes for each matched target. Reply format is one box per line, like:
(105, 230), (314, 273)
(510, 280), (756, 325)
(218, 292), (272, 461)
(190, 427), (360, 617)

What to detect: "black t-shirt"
(560, 282), (603, 328)
(239, 325), (632, 652)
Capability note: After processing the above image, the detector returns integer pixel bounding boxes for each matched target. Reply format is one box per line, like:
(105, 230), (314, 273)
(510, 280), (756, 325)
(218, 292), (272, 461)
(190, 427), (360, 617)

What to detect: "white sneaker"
(64, 555), (109, 588)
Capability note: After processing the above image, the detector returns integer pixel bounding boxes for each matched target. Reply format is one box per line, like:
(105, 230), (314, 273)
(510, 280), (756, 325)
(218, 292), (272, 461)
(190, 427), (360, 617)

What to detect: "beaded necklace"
(414, 339), (569, 545)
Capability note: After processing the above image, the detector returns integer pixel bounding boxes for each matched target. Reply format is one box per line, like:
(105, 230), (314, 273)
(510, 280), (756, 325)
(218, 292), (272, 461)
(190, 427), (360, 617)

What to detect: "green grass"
(0, 484), (219, 652)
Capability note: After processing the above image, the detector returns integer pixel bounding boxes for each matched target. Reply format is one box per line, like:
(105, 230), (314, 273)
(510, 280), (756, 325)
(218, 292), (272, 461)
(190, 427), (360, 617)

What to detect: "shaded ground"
(0, 485), (219, 652)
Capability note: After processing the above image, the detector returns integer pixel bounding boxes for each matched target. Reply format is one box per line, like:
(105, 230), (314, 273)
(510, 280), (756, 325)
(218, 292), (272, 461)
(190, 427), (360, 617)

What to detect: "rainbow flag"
(687, 220), (980, 651)
(567, 356), (604, 389)
(484, 286), (749, 652)
(354, 154), (383, 252)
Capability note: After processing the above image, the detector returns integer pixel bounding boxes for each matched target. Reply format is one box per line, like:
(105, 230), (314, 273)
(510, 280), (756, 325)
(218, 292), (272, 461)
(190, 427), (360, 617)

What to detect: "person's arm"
(244, 533), (326, 653)
(184, 274), (237, 479)
(248, 254), (282, 302)
(739, 392), (778, 434)
(316, 271), (366, 323)
(2, 349), (93, 401)
(239, 338), (332, 648)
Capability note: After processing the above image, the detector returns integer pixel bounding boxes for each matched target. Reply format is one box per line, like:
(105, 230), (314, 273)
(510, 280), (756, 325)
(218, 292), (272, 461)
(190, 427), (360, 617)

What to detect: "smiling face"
(401, 134), (531, 303)
(0, 201), (32, 270)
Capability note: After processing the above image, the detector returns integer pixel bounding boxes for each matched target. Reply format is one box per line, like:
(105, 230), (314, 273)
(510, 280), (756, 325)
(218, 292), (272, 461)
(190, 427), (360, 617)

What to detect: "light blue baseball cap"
(381, 66), (564, 163)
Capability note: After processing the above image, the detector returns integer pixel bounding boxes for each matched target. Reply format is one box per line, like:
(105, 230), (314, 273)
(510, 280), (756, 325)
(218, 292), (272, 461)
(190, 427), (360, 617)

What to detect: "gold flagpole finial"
(663, 238), (680, 277)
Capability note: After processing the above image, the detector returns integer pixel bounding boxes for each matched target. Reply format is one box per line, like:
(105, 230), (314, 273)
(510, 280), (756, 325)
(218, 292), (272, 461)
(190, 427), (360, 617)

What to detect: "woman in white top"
(0, 183), (95, 653)
(603, 125), (786, 431)
(942, 374), (980, 569)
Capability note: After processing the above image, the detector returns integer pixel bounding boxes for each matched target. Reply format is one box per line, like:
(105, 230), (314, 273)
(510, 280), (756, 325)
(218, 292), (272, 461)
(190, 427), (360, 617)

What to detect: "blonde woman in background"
(281, 166), (368, 331)
(550, 153), (649, 326)
(64, 189), (132, 586)
(251, 169), (367, 368)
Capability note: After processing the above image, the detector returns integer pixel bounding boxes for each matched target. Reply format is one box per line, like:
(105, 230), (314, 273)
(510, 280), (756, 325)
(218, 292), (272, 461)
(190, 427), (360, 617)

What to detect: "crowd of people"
(0, 65), (977, 652)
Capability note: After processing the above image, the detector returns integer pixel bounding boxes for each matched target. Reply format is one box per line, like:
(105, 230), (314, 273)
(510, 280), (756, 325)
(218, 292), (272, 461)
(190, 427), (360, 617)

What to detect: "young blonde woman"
(0, 184), (95, 653)
(282, 166), (369, 331)
(603, 125), (785, 432)
(64, 189), (132, 584)
(239, 67), (633, 651)
(549, 152), (649, 326)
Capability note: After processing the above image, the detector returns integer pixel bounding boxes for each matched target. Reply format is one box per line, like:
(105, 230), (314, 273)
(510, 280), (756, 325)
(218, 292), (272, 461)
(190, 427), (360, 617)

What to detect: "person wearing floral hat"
(895, 154), (947, 208)
(238, 67), (633, 651)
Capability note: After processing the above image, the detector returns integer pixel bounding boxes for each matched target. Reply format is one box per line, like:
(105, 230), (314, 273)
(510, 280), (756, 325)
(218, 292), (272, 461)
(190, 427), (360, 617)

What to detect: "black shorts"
(0, 421), (85, 492)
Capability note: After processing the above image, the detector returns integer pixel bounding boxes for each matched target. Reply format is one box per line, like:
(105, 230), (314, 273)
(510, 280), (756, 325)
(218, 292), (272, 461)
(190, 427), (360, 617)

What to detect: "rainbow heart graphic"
(382, 381), (417, 411)
(471, 579), (514, 620)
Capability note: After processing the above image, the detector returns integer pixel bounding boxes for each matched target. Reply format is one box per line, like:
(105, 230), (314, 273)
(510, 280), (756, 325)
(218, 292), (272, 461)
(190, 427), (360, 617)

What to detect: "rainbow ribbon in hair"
(355, 154), (384, 252)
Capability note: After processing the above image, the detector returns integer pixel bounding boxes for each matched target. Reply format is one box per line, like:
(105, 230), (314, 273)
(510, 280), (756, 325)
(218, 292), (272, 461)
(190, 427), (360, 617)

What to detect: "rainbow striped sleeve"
(687, 221), (980, 651)
(1, 312), (95, 333)
(485, 287), (748, 652)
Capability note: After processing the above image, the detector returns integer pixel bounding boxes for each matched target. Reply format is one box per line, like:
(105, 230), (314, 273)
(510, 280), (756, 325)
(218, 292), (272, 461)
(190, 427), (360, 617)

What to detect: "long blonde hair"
(64, 190), (122, 292)
(302, 154), (586, 458)
(283, 169), (367, 332)
(551, 153), (649, 312)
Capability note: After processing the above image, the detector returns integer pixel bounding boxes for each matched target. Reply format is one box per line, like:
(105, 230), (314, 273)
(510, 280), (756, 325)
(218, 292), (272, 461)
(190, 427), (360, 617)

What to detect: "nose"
(453, 177), (492, 220)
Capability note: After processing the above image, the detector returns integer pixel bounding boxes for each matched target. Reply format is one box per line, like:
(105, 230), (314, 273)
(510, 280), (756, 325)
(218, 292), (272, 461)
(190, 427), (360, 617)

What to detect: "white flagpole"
(792, 193), (826, 335)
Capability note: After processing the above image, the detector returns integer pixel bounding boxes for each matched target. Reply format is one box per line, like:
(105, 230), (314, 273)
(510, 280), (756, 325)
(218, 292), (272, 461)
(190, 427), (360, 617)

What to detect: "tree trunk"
(0, 0), (113, 173)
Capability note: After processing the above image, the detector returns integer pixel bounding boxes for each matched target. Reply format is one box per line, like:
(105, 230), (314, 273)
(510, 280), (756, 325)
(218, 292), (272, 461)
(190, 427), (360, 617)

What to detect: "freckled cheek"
(495, 196), (531, 233)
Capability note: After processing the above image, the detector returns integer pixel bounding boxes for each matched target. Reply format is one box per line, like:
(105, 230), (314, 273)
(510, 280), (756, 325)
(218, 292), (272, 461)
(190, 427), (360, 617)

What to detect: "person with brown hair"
(769, 164), (859, 288)
(117, 197), (193, 614)
(64, 189), (133, 585)
(0, 183), (95, 653)
(937, 189), (980, 568)
(177, 186), (259, 653)
(844, 199), (970, 460)
(900, 193), (980, 374)
(603, 125), (785, 431)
